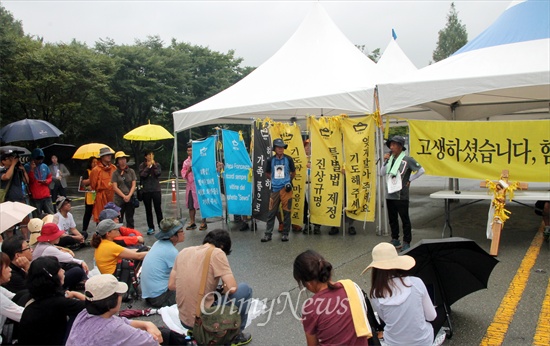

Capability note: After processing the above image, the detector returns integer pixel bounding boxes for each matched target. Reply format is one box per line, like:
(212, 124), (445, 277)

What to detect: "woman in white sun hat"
(362, 242), (436, 346)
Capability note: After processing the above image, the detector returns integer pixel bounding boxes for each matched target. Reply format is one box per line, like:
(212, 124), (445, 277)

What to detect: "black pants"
(82, 203), (93, 232)
(57, 231), (88, 249)
(119, 201), (135, 229)
(142, 191), (163, 230)
(50, 180), (66, 212)
(386, 199), (412, 243)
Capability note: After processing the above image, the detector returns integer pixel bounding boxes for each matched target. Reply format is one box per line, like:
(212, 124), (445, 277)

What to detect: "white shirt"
(0, 286), (24, 343)
(55, 212), (76, 235)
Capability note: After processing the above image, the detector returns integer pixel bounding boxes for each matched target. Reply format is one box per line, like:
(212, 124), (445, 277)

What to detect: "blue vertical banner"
(222, 130), (253, 216)
(192, 136), (223, 218)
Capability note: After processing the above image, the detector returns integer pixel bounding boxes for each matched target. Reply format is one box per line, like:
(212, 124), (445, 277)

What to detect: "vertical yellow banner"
(309, 116), (344, 227)
(341, 115), (376, 222)
(269, 122), (306, 226)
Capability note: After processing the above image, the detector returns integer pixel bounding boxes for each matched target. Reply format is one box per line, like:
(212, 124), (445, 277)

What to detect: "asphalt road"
(63, 175), (550, 346)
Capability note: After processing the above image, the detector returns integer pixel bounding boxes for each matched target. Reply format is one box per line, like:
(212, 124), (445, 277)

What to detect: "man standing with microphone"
(382, 136), (425, 251)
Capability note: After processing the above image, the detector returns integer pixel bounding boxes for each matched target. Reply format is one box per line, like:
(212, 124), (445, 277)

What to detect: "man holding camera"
(261, 139), (296, 242)
(1, 150), (30, 238)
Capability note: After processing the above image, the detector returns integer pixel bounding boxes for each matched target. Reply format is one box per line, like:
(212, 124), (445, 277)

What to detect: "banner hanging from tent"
(192, 136), (223, 218)
(309, 116), (344, 227)
(269, 122), (307, 226)
(341, 115), (376, 222)
(222, 130), (253, 216)
(408, 119), (550, 182)
(252, 121), (271, 221)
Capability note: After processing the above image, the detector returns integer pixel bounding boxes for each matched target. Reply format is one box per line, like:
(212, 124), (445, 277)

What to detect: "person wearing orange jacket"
(90, 147), (117, 223)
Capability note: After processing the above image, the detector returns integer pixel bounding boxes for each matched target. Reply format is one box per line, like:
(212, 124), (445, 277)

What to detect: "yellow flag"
(269, 122), (307, 226)
(309, 116), (344, 227)
(409, 119), (550, 182)
(341, 115), (376, 222)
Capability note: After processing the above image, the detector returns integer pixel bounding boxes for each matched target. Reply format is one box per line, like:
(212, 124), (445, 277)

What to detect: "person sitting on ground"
(362, 242), (436, 346)
(99, 208), (145, 248)
(66, 274), (163, 346)
(53, 196), (88, 250)
(92, 219), (148, 275)
(169, 229), (252, 345)
(294, 250), (371, 346)
(1, 236), (33, 297)
(32, 223), (88, 291)
(141, 218), (185, 308)
(18, 256), (85, 346)
(0, 252), (25, 345)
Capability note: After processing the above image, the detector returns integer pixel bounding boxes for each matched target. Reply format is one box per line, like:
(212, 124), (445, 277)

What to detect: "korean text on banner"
(341, 115), (376, 222)
(409, 120), (550, 182)
(192, 136), (223, 218)
(309, 116), (343, 227)
(252, 121), (271, 221)
(270, 122), (307, 226)
(222, 130), (253, 216)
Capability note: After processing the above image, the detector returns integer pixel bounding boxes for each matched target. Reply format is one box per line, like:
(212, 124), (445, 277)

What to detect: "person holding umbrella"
(111, 151), (137, 229)
(24, 148), (55, 218)
(362, 242), (436, 346)
(90, 147), (116, 223)
(139, 150), (163, 235)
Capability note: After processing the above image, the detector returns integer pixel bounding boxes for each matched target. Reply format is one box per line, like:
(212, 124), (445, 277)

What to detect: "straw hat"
(361, 242), (416, 275)
(28, 218), (43, 246)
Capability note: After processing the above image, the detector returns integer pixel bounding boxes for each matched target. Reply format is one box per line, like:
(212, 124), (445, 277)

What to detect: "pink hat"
(36, 223), (65, 242)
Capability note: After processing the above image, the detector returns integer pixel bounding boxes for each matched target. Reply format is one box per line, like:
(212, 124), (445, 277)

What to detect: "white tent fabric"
(377, 38), (417, 80)
(173, 3), (383, 133)
(377, 0), (550, 121)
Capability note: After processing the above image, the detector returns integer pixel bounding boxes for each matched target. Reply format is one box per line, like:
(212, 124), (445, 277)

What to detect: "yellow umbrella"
(123, 121), (174, 141)
(72, 143), (114, 160)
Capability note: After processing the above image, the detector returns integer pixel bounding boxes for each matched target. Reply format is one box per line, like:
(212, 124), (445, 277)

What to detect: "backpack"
(114, 259), (141, 302)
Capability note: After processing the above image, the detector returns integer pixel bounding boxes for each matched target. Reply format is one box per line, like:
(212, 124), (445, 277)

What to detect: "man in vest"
(261, 139), (296, 242)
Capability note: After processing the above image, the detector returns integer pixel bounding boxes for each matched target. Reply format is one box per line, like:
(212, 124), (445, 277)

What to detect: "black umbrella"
(41, 143), (76, 164)
(403, 237), (499, 338)
(0, 119), (63, 143)
(0, 145), (31, 157)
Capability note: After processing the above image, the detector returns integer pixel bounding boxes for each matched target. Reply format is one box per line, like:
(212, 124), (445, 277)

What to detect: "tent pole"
(173, 131), (181, 219)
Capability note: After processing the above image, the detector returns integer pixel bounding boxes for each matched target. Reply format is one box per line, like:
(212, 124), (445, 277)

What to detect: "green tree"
(432, 2), (468, 62)
(355, 45), (381, 63)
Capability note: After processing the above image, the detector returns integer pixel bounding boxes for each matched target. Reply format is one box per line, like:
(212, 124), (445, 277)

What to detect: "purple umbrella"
(0, 119), (63, 143)
(118, 308), (157, 318)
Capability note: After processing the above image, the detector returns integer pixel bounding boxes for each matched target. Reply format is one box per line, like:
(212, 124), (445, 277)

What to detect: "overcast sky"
(3, 0), (511, 68)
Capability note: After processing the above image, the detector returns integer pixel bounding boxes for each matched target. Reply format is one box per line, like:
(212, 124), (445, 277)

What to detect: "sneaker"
(199, 223), (208, 231)
(239, 222), (250, 231)
(281, 235), (289, 242)
(390, 239), (401, 248)
(231, 332), (252, 346)
(261, 235), (272, 242)
(278, 224), (284, 232)
(147, 228), (155, 235)
(348, 226), (356, 235)
(401, 242), (410, 251)
(292, 225), (303, 233)
(329, 227), (339, 235)
(313, 225), (321, 235)
(186, 223), (197, 230)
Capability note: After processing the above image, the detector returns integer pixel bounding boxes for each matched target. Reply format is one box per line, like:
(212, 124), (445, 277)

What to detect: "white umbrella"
(0, 201), (36, 234)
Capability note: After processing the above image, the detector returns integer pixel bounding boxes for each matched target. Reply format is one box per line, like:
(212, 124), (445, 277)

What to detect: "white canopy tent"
(377, 36), (418, 80)
(172, 3), (384, 133)
(377, 0), (550, 121)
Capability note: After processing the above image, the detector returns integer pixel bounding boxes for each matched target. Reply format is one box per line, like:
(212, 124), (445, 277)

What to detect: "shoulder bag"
(192, 246), (241, 345)
(0, 172), (14, 203)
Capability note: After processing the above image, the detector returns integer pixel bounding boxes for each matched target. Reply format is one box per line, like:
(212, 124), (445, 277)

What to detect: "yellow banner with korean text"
(408, 120), (550, 182)
(341, 115), (376, 222)
(269, 122), (307, 226)
(308, 116), (344, 227)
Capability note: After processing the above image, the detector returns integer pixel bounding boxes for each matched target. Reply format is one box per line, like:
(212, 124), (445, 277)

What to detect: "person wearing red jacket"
(99, 208), (145, 248)
(24, 148), (54, 217)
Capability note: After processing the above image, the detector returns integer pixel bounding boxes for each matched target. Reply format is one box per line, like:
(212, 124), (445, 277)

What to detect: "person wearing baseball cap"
(382, 136), (425, 251)
(91, 219), (148, 275)
(89, 147), (117, 224)
(361, 242), (436, 346)
(261, 139), (296, 243)
(140, 218), (185, 308)
(65, 274), (163, 346)
(54, 196), (88, 250)
(99, 208), (144, 248)
(24, 148), (55, 218)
